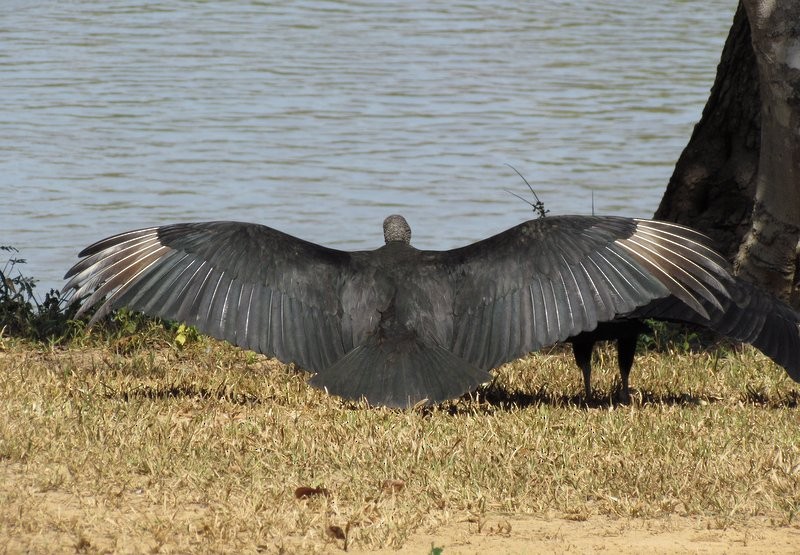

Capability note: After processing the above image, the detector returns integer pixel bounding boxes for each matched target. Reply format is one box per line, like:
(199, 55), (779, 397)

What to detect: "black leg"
(616, 333), (639, 403)
(571, 337), (595, 400)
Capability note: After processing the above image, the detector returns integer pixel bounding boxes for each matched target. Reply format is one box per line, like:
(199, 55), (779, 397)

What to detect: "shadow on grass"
(108, 383), (264, 406)
(102, 379), (800, 412)
(455, 384), (800, 413)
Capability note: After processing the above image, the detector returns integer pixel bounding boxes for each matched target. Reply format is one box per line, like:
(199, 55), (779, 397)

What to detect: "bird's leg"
(571, 337), (595, 400)
(616, 333), (639, 403)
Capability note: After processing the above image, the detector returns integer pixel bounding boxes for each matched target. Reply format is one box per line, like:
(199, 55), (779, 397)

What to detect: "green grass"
(1, 325), (799, 552)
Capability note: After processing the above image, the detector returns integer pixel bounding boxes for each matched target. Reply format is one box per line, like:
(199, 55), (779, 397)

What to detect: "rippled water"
(1, 1), (737, 293)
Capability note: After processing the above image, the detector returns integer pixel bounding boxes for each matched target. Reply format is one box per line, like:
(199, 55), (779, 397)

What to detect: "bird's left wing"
(629, 276), (800, 382)
(64, 221), (356, 371)
(425, 215), (732, 370)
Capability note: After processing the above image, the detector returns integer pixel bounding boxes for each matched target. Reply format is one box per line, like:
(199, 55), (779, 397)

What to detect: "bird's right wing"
(427, 215), (733, 370)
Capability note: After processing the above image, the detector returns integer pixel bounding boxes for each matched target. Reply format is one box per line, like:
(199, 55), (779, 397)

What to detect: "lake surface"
(1, 1), (737, 294)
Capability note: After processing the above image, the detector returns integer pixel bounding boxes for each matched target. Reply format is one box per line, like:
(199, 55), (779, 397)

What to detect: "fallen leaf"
(327, 525), (346, 540)
(294, 486), (329, 499)
(382, 479), (405, 493)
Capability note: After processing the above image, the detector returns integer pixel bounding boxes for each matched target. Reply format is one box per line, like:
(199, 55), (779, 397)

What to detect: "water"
(1, 1), (737, 294)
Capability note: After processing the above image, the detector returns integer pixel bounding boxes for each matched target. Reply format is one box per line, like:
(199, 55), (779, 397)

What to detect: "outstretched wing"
(429, 215), (733, 370)
(629, 277), (800, 382)
(63, 221), (358, 372)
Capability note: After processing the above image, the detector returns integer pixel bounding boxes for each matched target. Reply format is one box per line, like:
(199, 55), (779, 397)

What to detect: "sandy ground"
(362, 513), (800, 554)
(3, 461), (799, 555)
(7, 509), (799, 554)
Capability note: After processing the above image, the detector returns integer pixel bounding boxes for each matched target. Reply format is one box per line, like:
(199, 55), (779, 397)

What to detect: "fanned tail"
(309, 333), (492, 408)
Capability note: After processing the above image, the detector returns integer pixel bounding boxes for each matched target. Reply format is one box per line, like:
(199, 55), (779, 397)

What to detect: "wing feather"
(530, 278), (548, 347)
(63, 222), (353, 372)
(629, 274), (800, 381)
(436, 215), (731, 368)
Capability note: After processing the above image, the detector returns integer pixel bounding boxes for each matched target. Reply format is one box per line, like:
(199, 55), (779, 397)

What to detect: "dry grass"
(1, 328), (799, 553)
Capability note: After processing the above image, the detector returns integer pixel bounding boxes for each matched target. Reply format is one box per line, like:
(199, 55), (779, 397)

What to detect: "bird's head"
(383, 215), (412, 245)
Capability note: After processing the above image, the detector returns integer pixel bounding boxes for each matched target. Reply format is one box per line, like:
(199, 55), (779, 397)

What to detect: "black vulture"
(567, 275), (800, 401)
(63, 215), (800, 407)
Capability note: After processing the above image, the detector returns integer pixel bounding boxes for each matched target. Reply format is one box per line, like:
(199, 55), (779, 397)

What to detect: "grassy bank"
(1, 324), (799, 553)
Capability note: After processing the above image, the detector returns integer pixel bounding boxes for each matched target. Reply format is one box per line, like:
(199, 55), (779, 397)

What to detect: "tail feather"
(309, 333), (492, 408)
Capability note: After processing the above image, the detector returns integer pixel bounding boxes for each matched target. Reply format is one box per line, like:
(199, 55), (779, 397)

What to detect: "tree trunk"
(734, 0), (800, 303)
(655, 1), (800, 305)
(655, 4), (760, 261)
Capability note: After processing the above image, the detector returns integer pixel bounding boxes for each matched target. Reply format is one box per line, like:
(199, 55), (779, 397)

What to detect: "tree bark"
(655, 1), (800, 305)
(655, 4), (760, 261)
(734, 0), (800, 303)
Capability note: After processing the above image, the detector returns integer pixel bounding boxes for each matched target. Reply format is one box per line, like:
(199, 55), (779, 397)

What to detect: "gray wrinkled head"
(383, 214), (411, 244)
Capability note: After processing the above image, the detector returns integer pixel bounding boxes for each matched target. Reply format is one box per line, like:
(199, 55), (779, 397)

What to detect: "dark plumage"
(569, 275), (800, 401)
(63, 214), (800, 407)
